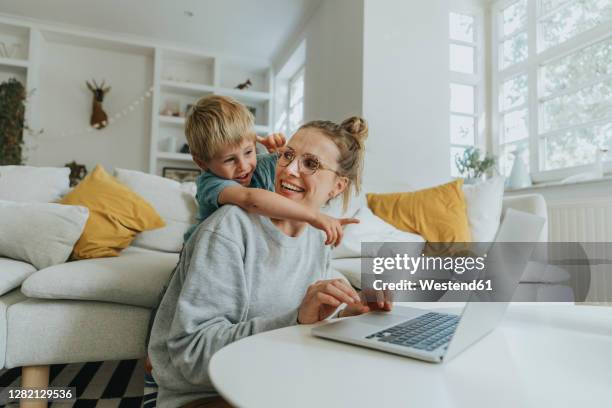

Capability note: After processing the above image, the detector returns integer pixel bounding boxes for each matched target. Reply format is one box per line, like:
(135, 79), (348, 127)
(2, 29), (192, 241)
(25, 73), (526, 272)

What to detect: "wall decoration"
(162, 167), (201, 183)
(65, 161), (88, 186)
(235, 79), (252, 90)
(86, 79), (111, 129)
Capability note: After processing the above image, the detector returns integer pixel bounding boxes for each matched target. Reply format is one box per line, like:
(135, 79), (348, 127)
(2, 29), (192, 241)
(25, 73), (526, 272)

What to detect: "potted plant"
(0, 78), (27, 165)
(455, 146), (496, 184)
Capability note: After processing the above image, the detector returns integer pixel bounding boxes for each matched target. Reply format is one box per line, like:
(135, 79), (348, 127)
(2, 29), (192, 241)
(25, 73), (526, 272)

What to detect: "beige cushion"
(0, 165), (70, 203)
(21, 247), (178, 308)
(114, 168), (197, 253)
(0, 258), (36, 296)
(0, 200), (89, 270)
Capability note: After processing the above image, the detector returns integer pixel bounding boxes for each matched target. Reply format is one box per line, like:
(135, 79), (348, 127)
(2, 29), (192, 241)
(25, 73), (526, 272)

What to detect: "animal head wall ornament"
(86, 79), (111, 129)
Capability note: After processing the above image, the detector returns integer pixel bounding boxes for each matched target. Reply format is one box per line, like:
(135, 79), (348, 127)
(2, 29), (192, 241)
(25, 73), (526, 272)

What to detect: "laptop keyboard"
(365, 312), (459, 352)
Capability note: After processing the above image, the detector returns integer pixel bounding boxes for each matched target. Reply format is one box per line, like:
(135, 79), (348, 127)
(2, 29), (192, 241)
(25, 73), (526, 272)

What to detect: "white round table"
(209, 304), (612, 408)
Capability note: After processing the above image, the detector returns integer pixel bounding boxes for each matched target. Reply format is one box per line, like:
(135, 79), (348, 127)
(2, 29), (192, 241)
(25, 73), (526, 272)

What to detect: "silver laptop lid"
(443, 209), (545, 361)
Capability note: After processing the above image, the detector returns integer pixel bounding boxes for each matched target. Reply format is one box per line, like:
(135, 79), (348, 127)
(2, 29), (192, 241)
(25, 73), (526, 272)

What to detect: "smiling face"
(275, 128), (348, 211)
(196, 138), (257, 186)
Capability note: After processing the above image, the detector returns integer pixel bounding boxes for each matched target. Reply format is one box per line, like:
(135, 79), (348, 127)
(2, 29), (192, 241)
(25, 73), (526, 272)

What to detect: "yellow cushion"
(59, 165), (165, 259)
(366, 180), (471, 242)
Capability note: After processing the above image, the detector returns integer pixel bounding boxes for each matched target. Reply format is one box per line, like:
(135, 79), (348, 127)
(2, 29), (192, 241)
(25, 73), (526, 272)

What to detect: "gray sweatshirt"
(148, 205), (332, 407)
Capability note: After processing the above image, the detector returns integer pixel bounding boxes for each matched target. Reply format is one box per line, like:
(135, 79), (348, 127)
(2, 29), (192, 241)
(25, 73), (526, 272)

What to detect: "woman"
(148, 117), (380, 408)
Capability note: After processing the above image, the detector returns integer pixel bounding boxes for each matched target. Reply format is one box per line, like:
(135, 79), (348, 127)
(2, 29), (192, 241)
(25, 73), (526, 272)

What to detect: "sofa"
(0, 167), (551, 397)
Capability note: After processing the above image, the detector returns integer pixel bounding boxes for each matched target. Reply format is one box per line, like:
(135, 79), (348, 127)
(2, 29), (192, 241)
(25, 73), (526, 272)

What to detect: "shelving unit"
(150, 48), (274, 175)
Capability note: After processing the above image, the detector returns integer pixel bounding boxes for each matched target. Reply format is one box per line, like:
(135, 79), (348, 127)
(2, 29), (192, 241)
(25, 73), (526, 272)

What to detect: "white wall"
(27, 40), (152, 172)
(362, 0), (451, 192)
(274, 0), (364, 125)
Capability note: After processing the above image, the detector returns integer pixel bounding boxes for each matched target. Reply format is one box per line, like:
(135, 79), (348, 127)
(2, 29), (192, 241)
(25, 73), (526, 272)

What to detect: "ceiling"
(0, 0), (321, 60)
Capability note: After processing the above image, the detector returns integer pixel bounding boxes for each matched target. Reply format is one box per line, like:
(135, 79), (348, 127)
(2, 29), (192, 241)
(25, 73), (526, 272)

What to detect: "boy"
(183, 94), (357, 245)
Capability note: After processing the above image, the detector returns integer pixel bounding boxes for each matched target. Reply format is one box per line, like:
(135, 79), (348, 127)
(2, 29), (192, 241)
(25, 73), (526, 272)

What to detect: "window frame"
(449, 6), (486, 177)
(492, 0), (612, 183)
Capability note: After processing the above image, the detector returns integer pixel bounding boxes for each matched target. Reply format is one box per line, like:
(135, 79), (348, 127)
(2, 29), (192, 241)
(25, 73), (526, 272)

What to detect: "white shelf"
(157, 152), (193, 162)
(0, 57), (29, 69)
(215, 87), (271, 104)
(160, 80), (215, 96)
(159, 115), (186, 125)
(159, 115), (269, 134)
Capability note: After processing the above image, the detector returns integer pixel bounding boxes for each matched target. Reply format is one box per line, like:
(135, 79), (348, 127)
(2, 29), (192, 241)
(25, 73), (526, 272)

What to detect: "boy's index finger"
(339, 218), (360, 225)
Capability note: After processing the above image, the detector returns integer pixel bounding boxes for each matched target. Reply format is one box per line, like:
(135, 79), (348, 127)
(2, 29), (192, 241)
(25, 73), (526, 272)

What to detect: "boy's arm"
(219, 185), (358, 246)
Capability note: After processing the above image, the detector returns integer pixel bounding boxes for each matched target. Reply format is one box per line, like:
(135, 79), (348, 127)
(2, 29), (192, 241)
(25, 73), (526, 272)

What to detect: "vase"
(508, 148), (531, 189)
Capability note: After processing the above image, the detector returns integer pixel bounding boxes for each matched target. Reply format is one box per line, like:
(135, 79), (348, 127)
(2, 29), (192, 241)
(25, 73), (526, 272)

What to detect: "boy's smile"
(200, 139), (257, 186)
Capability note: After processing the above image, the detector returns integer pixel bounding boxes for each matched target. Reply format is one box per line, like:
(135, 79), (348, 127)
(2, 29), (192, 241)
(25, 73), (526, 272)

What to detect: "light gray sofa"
(0, 193), (550, 400)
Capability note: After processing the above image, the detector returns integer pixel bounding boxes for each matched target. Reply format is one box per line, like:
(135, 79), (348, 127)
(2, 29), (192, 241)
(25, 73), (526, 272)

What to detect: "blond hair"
(299, 116), (368, 212)
(185, 95), (255, 162)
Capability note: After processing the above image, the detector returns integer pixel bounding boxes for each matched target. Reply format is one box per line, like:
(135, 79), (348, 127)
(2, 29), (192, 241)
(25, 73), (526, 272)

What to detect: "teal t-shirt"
(183, 153), (278, 241)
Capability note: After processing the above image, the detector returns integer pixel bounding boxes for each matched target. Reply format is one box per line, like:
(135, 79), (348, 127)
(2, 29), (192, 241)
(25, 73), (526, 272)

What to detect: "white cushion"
(0, 165), (70, 203)
(0, 258), (36, 296)
(21, 246), (178, 308)
(0, 200), (88, 270)
(462, 177), (505, 242)
(332, 206), (424, 259)
(321, 190), (367, 218)
(114, 168), (197, 253)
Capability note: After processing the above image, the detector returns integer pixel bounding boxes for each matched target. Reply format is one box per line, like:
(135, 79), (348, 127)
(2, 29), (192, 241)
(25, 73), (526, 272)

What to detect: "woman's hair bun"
(340, 116), (368, 143)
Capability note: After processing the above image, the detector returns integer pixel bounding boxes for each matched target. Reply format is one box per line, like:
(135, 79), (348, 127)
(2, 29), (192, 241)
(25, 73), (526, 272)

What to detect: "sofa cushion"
(0, 200), (89, 270)
(0, 258), (36, 296)
(0, 289), (28, 368)
(59, 165), (166, 259)
(21, 247), (178, 308)
(114, 168), (197, 253)
(0, 165), (70, 203)
(462, 177), (505, 242)
(367, 180), (471, 242)
(332, 206), (424, 259)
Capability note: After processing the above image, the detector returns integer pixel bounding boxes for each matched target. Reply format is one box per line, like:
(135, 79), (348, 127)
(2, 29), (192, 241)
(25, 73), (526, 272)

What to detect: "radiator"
(547, 198), (612, 305)
(548, 198), (612, 242)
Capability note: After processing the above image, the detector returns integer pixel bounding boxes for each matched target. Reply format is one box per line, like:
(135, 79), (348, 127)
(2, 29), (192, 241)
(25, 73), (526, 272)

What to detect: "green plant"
(0, 78), (27, 165)
(455, 146), (496, 179)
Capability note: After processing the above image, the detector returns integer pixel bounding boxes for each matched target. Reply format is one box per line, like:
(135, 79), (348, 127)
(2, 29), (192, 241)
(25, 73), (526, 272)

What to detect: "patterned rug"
(0, 359), (146, 407)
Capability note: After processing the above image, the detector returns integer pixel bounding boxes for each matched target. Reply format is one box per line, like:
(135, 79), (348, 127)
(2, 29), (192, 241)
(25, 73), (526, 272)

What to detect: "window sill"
(505, 174), (612, 193)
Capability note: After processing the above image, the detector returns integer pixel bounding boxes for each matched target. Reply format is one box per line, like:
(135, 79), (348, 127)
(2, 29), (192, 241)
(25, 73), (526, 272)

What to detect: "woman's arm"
(165, 229), (299, 384)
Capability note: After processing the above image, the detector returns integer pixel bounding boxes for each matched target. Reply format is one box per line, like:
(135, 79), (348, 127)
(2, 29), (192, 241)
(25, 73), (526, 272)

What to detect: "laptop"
(312, 209), (545, 363)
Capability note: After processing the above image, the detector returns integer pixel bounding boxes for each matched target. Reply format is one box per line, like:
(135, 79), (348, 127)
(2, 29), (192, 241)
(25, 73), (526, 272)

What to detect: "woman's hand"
(310, 212), (359, 246)
(257, 133), (286, 153)
(298, 279), (362, 324)
(339, 290), (393, 317)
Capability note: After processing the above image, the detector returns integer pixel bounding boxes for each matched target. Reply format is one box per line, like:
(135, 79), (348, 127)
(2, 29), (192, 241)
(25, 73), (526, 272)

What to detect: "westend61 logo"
(371, 253), (487, 275)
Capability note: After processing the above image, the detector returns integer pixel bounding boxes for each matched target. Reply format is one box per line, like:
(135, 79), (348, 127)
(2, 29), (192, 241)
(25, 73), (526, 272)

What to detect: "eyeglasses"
(278, 148), (343, 176)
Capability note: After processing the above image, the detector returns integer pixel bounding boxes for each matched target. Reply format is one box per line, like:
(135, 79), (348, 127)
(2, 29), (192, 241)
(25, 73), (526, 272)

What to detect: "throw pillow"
(366, 179), (471, 242)
(59, 165), (165, 259)
(114, 168), (197, 252)
(0, 200), (89, 269)
(332, 206), (425, 259)
(0, 165), (70, 203)
(462, 177), (505, 242)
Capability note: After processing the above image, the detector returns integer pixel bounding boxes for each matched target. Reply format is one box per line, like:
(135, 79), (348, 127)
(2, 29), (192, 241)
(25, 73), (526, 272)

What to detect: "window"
(493, 0), (612, 181)
(274, 41), (306, 137)
(450, 10), (484, 177)
(288, 67), (305, 135)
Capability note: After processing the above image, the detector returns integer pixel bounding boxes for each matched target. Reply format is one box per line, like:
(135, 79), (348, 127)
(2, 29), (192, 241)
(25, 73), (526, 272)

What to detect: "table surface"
(209, 304), (612, 408)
